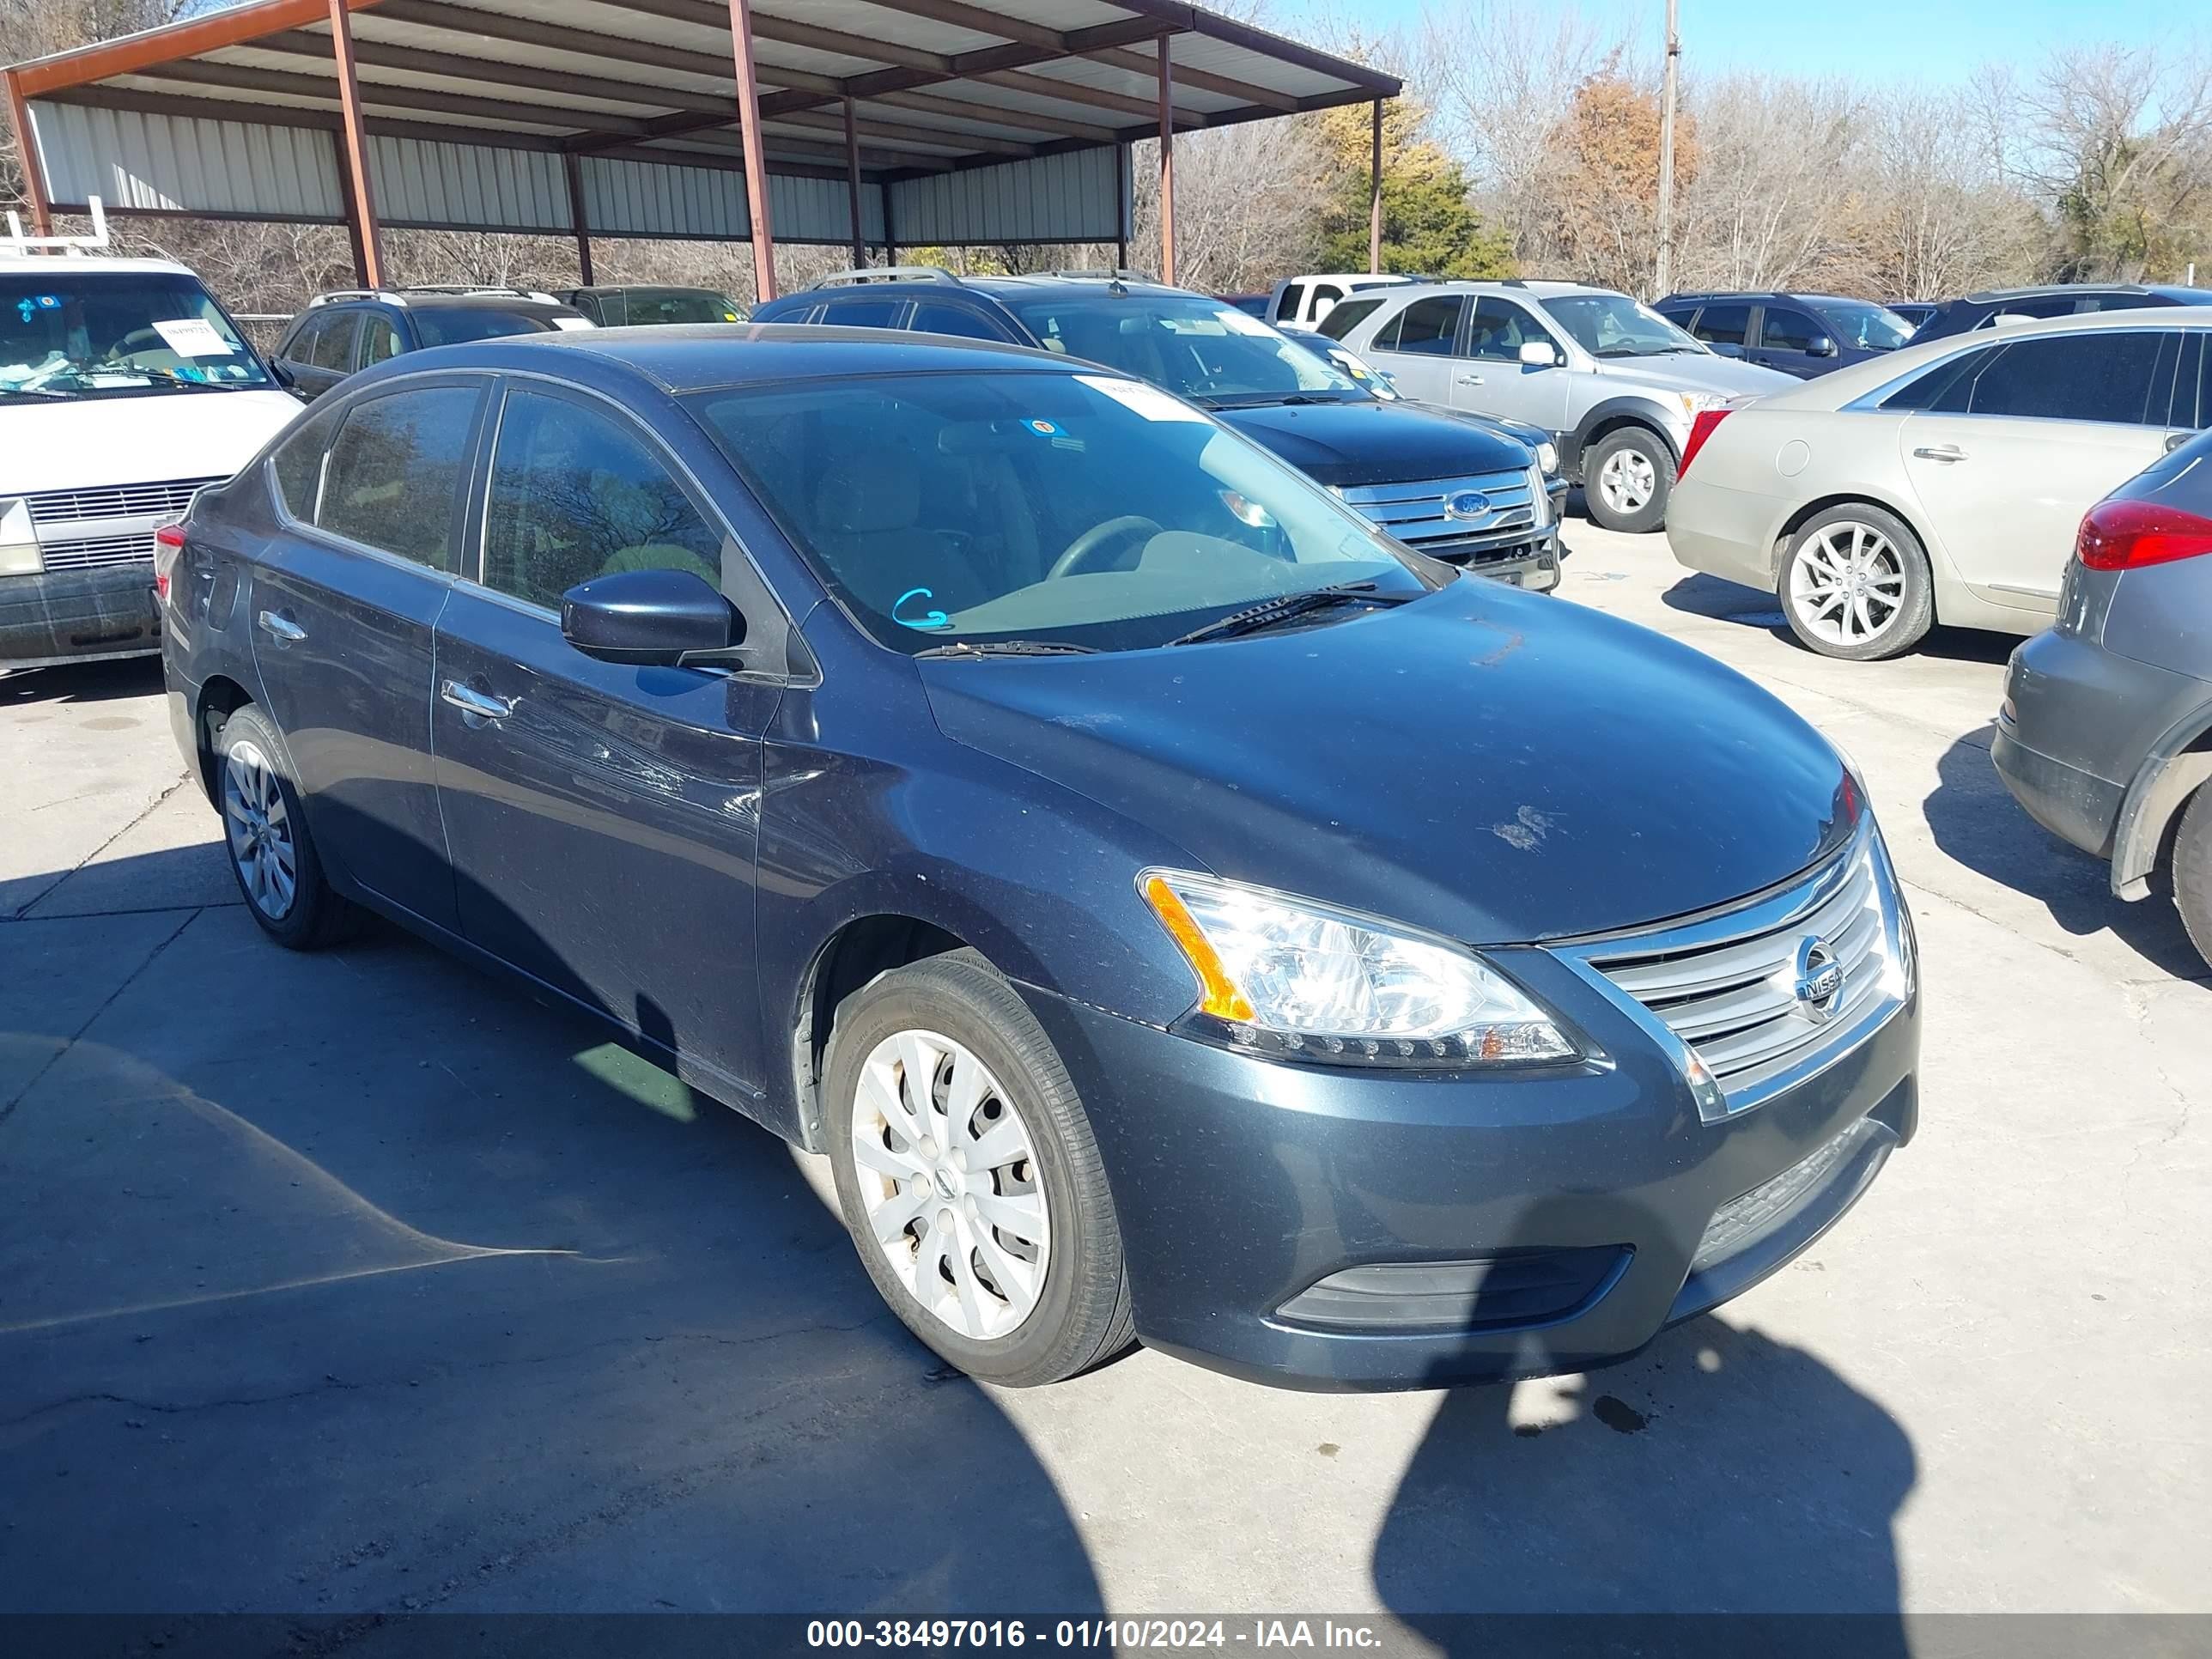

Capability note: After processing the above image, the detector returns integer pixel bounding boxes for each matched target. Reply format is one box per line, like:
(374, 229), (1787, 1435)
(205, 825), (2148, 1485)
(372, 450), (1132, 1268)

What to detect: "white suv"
(1324, 280), (1795, 532)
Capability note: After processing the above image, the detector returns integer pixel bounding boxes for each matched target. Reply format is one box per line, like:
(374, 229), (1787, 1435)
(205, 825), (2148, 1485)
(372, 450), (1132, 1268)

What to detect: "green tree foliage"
(1313, 96), (1512, 278)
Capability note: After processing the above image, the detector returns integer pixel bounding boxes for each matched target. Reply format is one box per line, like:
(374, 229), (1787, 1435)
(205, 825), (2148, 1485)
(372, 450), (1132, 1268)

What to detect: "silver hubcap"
(1598, 446), (1657, 515)
(850, 1030), (1050, 1342)
(222, 738), (298, 920)
(1790, 523), (1906, 646)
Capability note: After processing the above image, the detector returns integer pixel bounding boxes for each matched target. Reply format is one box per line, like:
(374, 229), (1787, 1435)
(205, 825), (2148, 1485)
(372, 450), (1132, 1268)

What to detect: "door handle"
(441, 680), (517, 721)
(1911, 444), (1967, 462)
(256, 609), (307, 643)
(1454, 373), (1486, 386)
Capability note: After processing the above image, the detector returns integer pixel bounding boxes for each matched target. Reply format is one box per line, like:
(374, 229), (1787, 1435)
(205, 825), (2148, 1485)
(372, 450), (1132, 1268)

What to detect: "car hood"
(0, 390), (300, 493)
(1593, 351), (1796, 399)
(921, 578), (1854, 945)
(1216, 398), (1531, 489)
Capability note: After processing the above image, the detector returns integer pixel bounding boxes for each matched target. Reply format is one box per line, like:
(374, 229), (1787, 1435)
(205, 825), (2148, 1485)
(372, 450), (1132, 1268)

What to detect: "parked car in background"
(1267, 271), (1419, 330)
(1992, 428), (2212, 969)
(160, 325), (1917, 1390)
(1327, 279), (1794, 532)
(270, 286), (592, 401)
(1668, 308), (2210, 659)
(0, 204), (299, 672)
(1887, 301), (1939, 335)
(1910, 283), (2212, 343)
(1654, 291), (1917, 379)
(557, 284), (745, 326)
(753, 269), (1568, 589)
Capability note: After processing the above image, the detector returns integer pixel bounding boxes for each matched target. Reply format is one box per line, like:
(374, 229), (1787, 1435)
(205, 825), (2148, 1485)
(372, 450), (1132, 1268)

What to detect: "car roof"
(771, 274), (1193, 305)
(0, 253), (200, 277)
(1372, 279), (1610, 300)
(309, 289), (579, 312)
(1661, 291), (1880, 306)
(351, 321), (1070, 394)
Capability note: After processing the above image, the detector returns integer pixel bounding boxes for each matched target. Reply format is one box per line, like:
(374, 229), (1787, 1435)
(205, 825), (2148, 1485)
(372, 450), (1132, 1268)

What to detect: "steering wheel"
(111, 326), (169, 357)
(1047, 515), (1162, 580)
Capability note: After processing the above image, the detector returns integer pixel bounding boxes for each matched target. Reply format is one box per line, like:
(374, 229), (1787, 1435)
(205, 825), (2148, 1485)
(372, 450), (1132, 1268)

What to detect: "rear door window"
(481, 387), (724, 611)
(1691, 303), (1750, 345)
(1274, 283), (1307, 322)
(359, 315), (404, 367)
(1959, 331), (2173, 424)
(307, 313), (359, 371)
(1376, 295), (1465, 356)
(909, 301), (1011, 341)
(314, 384), (483, 570)
(819, 297), (909, 330)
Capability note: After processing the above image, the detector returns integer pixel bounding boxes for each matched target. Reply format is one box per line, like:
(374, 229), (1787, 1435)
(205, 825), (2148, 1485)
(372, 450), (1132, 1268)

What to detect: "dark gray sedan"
(1994, 428), (2212, 968)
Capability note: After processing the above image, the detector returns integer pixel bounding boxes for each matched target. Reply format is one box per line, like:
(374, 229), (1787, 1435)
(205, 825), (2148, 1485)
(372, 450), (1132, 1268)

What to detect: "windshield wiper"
(1167, 580), (1393, 647)
(913, 638), (1099, 659)
(0, 384), (70, 399)
(114, 367), (237, 391)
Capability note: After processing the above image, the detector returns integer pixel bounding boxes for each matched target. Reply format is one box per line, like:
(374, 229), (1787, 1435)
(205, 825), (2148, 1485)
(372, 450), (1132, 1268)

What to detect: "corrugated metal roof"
(7, 0), (1393, 249)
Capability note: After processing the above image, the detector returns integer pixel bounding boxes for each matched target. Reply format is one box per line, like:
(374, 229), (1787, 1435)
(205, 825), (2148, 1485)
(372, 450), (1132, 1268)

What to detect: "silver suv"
(1323, 280), (1796, 532)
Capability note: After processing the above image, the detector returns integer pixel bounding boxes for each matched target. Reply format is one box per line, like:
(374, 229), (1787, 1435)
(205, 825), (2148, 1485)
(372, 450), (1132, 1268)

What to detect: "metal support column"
(726, 0), (778, 302)
(842, 94), (865, 269)
(3, 72), (52, 238)
(1156, 35), (1175, 287)
(564, 150), (593, 286)
(326, 0), (384, 288)
(1368, 98), (1383, 274)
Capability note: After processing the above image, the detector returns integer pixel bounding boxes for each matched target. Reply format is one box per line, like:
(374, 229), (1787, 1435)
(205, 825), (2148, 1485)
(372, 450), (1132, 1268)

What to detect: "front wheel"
(1583, 427), (1675, 532)
(1778, 504), (1934, 661)
(823, 949), (1134, 1387)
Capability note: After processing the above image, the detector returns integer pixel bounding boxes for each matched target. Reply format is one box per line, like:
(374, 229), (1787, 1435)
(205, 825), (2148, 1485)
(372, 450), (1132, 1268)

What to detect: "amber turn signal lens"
(1140, 874), (1256, 1023)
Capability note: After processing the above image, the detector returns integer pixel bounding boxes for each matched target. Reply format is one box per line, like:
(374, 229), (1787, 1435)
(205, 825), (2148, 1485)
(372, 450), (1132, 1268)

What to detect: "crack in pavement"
(0, 906), (200, 1129)
(5, 769), (196, 921)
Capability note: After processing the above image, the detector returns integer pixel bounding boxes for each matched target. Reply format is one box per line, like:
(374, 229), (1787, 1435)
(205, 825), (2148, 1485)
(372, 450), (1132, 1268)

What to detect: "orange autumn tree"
(1543, 71), (1701, 295)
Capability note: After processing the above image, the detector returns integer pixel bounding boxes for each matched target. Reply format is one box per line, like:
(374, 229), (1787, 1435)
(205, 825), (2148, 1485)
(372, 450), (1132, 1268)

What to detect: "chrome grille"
(39, 532), (158, 571)
(1557, 828), (1907, 1120)
(24, 477), (223, 527)
(1337, 469), (1541, 560)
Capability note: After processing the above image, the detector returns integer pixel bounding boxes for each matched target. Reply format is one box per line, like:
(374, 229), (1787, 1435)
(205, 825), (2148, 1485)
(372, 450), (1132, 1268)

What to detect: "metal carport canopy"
(2, 0), (1400, 301)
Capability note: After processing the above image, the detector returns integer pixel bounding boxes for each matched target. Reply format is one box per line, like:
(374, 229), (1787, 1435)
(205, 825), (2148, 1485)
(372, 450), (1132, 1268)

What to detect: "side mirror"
(1518, 340), (1560, 368)
(561, 567), (743, 666)
(267, 357), (295, 388)
(1807, 335), (1838, 357)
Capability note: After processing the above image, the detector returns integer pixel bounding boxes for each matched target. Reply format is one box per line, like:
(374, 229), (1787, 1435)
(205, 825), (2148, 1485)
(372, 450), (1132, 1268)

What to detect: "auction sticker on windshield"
(1075, 374), (1209, 422)
(152, 318), (234, 357)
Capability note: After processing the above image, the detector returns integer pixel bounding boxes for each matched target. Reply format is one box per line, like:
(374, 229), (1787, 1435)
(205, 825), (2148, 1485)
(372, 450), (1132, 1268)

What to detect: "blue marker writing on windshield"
(892, 586), (951, 629)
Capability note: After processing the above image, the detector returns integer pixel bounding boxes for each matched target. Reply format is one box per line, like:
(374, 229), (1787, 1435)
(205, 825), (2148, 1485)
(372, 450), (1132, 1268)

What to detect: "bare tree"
(1672, 75), (1864, 294)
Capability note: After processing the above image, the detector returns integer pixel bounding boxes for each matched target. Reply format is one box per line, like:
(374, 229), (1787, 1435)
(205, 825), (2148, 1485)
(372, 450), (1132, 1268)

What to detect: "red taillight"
(1679, 408), (1732, 477)
(153, 520), (186, 604)
(2076, 498), (2212, 571)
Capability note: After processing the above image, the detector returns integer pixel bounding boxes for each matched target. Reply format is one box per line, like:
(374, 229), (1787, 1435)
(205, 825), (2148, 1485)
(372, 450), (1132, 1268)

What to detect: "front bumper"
(1020, 951), (1918, 1392)
(0, 564), (162, 670)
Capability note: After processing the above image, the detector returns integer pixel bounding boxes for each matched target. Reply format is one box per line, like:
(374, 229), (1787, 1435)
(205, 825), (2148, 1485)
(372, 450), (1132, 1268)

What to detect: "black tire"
(1583, 426), (1674, 532)
(823, 948), (1135, 1387)
(213, 704), (358, 950)
(2174, 781), (2212, 974)
(1778, 502), (1936, 662)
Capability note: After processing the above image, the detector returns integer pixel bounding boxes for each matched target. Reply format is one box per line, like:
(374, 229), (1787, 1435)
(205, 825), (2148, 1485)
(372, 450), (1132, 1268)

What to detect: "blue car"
(1655, 291), (1919, 379)
(159, 326), (1920, 1389)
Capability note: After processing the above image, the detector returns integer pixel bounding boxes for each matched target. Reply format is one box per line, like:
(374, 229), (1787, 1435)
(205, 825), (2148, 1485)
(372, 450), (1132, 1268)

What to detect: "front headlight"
(1535, 441), (1559, 476)
(0, 497), (40, 576)
(1674, 392), (1730, 421)
(1139, 869), (1578, 1067)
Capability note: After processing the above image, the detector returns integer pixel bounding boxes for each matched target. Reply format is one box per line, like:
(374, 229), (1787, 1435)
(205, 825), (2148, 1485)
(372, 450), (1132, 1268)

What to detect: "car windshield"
(413, 308), (562, 346)
(1540, 293), (1705, 358)
(1821, 300), (1915, 350)
(1005, 293), (1368, 409)
(0, 270), (273, 397)
(691, 369), (1432, 655)
(615, 288), (745, 325)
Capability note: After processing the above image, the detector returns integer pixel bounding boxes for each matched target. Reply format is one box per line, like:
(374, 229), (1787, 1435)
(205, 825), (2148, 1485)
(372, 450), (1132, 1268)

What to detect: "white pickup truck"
(0, 204), (300, 671)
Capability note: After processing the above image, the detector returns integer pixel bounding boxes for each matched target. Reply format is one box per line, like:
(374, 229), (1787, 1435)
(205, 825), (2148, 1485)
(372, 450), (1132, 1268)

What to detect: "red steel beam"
(326, 0), (385, 287)
(4, 70), (53, 236)
(727, 0), (777, 302)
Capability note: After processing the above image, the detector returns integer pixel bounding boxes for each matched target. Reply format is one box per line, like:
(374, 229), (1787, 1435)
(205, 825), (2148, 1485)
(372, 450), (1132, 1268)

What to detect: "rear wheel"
(1583, 426), (1674, 532)
(2174, 781), (2212, 973)
(823, 948), (1133, 1387)
(1779, 504), (1934, 661)
(215, 704), (357, 949)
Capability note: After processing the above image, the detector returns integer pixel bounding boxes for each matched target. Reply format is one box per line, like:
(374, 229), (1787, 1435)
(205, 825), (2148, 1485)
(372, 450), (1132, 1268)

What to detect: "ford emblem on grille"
(1791, 937), (1846, 1023)
(1443, 489), (1490, 521)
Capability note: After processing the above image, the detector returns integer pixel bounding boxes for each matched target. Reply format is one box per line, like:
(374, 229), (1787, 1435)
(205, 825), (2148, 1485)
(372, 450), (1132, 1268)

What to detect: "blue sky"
(1279, 0), (2200, 86)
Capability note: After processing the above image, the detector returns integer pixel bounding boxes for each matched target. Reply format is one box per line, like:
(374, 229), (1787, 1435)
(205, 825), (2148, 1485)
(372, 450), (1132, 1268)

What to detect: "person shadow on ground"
(1370, 1196), (1915, 1655)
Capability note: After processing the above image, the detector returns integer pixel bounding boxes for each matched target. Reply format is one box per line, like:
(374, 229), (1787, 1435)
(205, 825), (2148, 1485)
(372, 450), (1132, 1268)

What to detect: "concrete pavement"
(2, 534), (2205, 1626)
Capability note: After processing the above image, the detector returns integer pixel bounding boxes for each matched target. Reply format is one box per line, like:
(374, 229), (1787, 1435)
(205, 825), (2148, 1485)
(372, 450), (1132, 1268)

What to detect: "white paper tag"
(152, 318), (233, 357)
(1075, 374), (1208, 423)
(550, 316), (596, 331)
